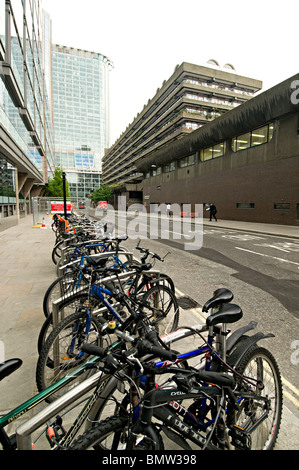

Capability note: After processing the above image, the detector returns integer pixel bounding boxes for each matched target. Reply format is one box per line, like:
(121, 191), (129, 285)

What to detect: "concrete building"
(0, 0), (55, 230)
(102, 62), (262, 206)
(51, 44), (112, 205)
(136, 74), (299, 226)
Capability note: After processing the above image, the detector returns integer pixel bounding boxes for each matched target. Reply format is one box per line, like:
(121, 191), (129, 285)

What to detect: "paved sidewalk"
(0, 215), (56, 411)
(202, 218), (299, 239)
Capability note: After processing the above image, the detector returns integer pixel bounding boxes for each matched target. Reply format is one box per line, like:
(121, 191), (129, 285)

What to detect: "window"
(232, 123), (274, 152)
(179, 154), (196, 168)
(274, 203), (290, 210)
(163, 161), (176, 172)
(236, 203), (255, 209)
(152, 167), (161, 176)
(200, 142), (225, 161)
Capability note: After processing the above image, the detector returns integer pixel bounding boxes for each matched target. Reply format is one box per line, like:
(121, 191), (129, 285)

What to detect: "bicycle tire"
(36, 310), (103, 402)
(68, 415), (164, 450)
(141, 284), (179, 335)
(43, 273), (88, 318)
(233, 345), (283, 450)
(51, 239), (65, 265)
(38, 291), (92, 353)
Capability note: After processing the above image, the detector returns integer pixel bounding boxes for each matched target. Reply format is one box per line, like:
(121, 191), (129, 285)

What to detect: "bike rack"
(15, 370), (104, 450)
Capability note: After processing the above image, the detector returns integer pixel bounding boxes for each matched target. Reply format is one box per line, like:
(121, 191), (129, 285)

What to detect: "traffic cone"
(40, 217), (47, 229)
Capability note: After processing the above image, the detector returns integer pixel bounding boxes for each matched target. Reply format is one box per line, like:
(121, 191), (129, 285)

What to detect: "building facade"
(0, 0), (55, 230)
(102, 62), (262, 204)
(136, 74), (299, 226)
(51, 44), (111, 205)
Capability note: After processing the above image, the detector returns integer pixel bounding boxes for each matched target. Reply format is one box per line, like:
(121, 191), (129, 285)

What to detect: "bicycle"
(68, 315), (283, 450)
(43, 238), (133, 319)
(36, 266), (179, 400)
(38, 245), (177, 353)
(64, 287), (283, 451)
(1, 300), (175, 449)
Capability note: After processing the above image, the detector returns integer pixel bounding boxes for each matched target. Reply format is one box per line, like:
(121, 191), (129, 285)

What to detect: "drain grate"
(177, 296), (200, 310)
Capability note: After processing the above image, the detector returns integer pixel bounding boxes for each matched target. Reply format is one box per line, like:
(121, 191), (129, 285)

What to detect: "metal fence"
(32, 197), (91, 225)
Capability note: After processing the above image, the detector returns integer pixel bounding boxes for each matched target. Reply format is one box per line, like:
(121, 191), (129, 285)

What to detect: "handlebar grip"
(196, 370), (234, 387)
(81, 343), (107, 357)
(150, 345), (177, 362)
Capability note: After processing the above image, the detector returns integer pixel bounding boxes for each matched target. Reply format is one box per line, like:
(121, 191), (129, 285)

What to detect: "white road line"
(235, 247), (299, 266)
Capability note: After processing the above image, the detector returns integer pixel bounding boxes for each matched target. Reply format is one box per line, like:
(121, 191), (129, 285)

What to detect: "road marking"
(283, 386), (299, 409)
(235, 247), (299, 266)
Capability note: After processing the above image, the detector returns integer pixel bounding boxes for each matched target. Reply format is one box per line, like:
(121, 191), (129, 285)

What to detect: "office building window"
(163, 161), (176, 172)
(274, 203), (290, 210)
(236, 203), (255, 209)
(179, 154), (196, 168)
(232, 123), (274, 152)
(200, 142), (225, 161)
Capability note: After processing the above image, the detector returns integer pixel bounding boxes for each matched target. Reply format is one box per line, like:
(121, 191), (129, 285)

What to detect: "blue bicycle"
(36, 263), (179, 400)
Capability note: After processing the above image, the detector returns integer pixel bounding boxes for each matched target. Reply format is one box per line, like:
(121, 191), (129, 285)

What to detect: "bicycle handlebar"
(135, 240), (170, 262)
(81, 328), (177, 363)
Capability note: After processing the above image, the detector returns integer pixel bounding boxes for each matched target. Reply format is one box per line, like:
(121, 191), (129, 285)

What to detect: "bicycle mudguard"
(227, 332), (275, 369)
(226, 321), (257, 353)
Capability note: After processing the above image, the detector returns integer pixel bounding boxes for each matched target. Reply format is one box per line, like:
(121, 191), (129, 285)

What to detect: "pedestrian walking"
(208, 203), (217, 221)
(166, 203), (171, 217)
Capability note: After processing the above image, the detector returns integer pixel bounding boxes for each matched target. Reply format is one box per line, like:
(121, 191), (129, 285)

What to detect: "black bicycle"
(67, 304), (283, 451)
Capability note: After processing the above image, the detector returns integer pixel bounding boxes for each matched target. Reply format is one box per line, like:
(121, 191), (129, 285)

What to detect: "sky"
(42, 0), (299, 146)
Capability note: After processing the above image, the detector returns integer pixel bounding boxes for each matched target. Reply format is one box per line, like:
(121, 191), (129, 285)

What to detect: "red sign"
(51, 201), (72, 214)
(99, 201), (108, 210)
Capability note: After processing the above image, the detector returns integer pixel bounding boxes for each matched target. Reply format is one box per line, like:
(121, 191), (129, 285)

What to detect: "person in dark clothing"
(209, 204), (217, 221)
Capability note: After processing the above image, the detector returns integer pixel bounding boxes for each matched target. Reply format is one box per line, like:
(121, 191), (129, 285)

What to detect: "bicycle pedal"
(229, 425), (251, 450)
(46, 416), (66, 447)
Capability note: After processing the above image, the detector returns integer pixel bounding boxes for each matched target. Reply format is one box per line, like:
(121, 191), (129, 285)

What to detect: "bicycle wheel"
(68, 415), (164, 450)
(141, 285), (179, 335)
(233, 346), (283, 450)
(43, 272), (88, 318)
(51, 239), (65, 265)
(36, 310), (103, 402)
(38, 291), (92, 353)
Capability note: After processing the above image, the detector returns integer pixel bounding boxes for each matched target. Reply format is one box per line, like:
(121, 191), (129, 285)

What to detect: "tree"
(90, 183), (112, 204)
(45, 166), (70, 198)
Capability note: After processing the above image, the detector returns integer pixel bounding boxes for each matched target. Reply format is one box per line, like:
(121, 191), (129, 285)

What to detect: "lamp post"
(62, 172), (67, 219)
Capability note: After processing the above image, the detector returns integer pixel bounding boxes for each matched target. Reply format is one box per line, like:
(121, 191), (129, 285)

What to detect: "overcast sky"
(42, 0), (299, 145)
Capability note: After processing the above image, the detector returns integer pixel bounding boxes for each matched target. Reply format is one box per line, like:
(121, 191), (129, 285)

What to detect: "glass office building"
(0, 0), (55, 229)
(51, 44), (111, 204)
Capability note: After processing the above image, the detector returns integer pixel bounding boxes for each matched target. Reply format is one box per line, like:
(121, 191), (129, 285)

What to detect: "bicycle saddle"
(0, 359), (22, 382)
(202, 288), (233, 312)
(206, 303), (242, 327)
(127, 262), (152, 272)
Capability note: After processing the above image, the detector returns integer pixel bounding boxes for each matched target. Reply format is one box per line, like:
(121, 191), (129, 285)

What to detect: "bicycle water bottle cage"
(202, 288), (234, 312)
